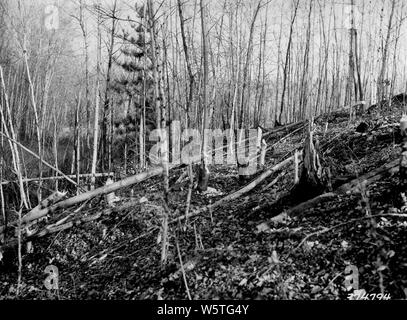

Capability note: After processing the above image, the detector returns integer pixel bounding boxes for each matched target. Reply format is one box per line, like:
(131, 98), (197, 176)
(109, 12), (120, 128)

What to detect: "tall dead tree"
(90, 2), (102, 190)
(345, 0), (363, 117)
(177, 0), (194, 123)
(238, 0), (262, 129)
(377, 0), (396, 107)
(198, 0), (210, 192)
(299, 0), (313, 120)
(100, 0), (118, 173)
(147, 0), (170, 266)
(278, 0), (299, 125)
(0, 66), (27, 208)
(22, 38), (43, 203)
(78, 0), (91, 150)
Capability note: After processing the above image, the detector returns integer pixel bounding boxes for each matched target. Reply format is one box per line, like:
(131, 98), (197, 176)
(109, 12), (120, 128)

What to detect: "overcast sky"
(5, 0), (407, 89)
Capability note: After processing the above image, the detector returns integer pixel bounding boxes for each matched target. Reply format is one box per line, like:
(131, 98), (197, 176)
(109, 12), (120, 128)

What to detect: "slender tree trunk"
(377, 0), (396, 107)
(198, 0), (210, 192)
(91, 4), (102, 190)
(101, 0), (118, 173)
(278, 0), (299, 124)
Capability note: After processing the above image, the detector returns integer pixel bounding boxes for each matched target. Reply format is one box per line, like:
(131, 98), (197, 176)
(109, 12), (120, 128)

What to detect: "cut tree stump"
(292, 119), (327, 202)
(264, 158), (401, 225)
(174, 154), (299, 223)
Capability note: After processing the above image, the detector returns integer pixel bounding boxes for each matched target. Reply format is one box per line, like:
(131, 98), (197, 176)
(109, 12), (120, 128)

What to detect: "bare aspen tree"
(345, 0), (363, 118)
(198, 0), (210, 192)
(274, 5), (283, 124)
(315, 0), (328, 116)
(74, 93), (82, 194)
(78, 0), (91, 150)
(400, 114), (407, 185)
(140, 4), (148, 171)
(147, 0), (170, 266)
(377, 0), (396, 107)
(345, 0), (355, 110)
(22, 40), (43, 202)
(389, 3), (404, 109)
(177, 0), (196, 199)
(353, 12), (363, 103)
(52, 101), (59, 191)
(0, 145), (5, 239)
(299, 0), (313, 119)
(257, 2), (269, 127)
(91, 2), (102, 190)
(100, 0), (118, 173)
(147, 0), (169, 197)
(0, 67), (27, 209)
(278, 0), (299, 125)
(228, 2), (242, 148)
(239, 1), (261, 129)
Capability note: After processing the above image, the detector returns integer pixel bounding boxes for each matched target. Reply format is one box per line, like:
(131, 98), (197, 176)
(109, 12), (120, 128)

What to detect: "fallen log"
(262, 172), (284, 192)
(285, 192), (337, 217)
(261, 192), (338, 226)
(174, 153), (301, 223)
(0, 191), (67, 235)
(2, 151), (299, 258)
(21, 166), (165, 225)
(24, 191), (66, 220)
(0, 173), (114, 185)
(30, 200), (139, 239)
(266, 159), (400, 223)
(263, 121), (307, 139)
(337, 159), (399, 193)
(119, 155), (299, 249)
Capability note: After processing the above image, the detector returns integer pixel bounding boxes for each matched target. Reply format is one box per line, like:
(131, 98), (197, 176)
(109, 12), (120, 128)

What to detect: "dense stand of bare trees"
(0, 0), (406, 256)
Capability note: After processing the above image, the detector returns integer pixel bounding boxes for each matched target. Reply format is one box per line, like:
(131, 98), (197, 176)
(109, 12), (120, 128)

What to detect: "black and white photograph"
(0, 0), (406, 305)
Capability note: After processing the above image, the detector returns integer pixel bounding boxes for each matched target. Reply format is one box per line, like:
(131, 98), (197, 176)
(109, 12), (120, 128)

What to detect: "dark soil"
(1, 103), (407, 300)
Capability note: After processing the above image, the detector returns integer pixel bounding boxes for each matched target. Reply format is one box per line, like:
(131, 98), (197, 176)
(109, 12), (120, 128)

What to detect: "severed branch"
(263, 120), (307, 138)
(0, 173), (114, 185)
(99, 155), (301, 258)
(261, 172), (284, 192)
(263, 192), (337, 226)
(1, 200), (139, 251)
(264, 158), (400, 224)
(0, 191), (66, 235)
(337, 159), (399, 193)
(21, 166), (165, 225)
(285, 192), (337, 218)
(2, 154), (298, 252)
(174, 154), (299, 223)
(0, 166), (165, 236)
(175, 239), (192, 300)
(30, 200), (139, 239)
(26, 191), (67, 219)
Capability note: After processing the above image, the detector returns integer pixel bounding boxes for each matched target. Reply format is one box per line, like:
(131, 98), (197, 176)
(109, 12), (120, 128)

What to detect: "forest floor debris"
(1, 103), (407, 300)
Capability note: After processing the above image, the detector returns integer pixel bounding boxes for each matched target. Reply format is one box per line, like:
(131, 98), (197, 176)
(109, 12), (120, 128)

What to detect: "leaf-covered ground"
(1, 102), (407, 300)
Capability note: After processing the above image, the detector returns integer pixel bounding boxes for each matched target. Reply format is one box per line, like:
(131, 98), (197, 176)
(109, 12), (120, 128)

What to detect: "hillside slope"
(1, 102), (407, 300)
